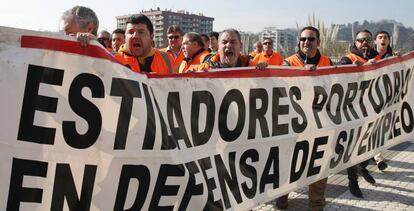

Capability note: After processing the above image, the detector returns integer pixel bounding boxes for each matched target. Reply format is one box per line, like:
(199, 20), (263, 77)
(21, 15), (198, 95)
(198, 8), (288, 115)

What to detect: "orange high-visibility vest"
(115, 49), (173, 74)
(164, 49), (184, 74)
(253, 51), (283, 65)
(345, 53), (381, 64)
(179, 50), (210, 73)
(105, 47), (114, 53)
(248, 51), (257, 58)
(285, 54), (332, 67)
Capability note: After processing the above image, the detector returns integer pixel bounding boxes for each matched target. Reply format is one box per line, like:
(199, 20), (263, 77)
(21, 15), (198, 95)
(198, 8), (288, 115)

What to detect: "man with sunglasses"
(162, 25), (185, 73)
(98, 30), (113, 53)
(252, 38), (283, 65)
(276, 26), (332, 211)
(340, 29), (381, 66)
(283, 26), (332, 69)
(340, 29), (380, 198)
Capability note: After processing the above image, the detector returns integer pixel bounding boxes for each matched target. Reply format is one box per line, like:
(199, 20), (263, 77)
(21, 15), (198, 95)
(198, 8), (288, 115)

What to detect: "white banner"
(1, 26), (414, 210)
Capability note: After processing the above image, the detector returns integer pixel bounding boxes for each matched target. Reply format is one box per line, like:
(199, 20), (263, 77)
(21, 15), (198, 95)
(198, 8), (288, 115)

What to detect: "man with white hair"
(61, 5), (99, 46)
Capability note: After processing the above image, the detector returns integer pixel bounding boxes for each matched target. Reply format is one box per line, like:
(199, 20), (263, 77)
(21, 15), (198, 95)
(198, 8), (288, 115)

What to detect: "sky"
(1, 0), (413, 33)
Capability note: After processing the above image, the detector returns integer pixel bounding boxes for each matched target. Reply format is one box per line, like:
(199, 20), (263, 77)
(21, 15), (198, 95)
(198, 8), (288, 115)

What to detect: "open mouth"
(381, 43), (386, 46)
(133, 43), (141, 48)
(224, 50), (234, 57)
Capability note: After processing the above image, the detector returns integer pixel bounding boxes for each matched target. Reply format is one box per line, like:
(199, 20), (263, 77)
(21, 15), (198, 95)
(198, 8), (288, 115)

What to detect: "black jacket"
(379, 45), (394, 59)
(339, 45), (379, 65)
(205, 55), (251, 68)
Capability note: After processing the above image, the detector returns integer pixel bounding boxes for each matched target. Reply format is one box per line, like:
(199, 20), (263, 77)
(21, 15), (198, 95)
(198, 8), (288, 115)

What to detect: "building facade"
(116, 8), (214, 48)
(261, 27), (297, 57)
(239, 32), (260, 55)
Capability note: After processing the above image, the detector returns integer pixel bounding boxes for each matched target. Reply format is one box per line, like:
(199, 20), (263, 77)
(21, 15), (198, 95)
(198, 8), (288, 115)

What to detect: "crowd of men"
(61, 5), (400, 211)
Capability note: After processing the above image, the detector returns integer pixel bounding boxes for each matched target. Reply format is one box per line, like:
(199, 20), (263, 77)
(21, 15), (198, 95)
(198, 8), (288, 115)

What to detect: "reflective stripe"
(159, 51), (173, 74)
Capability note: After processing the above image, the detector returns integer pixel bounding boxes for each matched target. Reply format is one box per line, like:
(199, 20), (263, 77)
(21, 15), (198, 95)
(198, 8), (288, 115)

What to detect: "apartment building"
(116, 7), (214, 48)
(261, 27), (297, 56)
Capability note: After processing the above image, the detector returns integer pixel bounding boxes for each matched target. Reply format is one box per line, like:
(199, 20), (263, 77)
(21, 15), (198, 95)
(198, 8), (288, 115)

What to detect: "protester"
(340, 29), (381, 66)
(111, 29), (125, 53)
(187, 29), (256, 71)
(179, 32), (210, 73)
(200, 34), (212, 52)
(162, 25), (185, 73)
(375, 30), (400, 59)
(283, 27), (332, 69)
(98, 30), (113, 52)
(276, 26), (333, 211)
(61, 5), (99, 47)
(209, 31), (219, 54)
(248, 41), (263, 59)
(114, 14), (173, 74)
(340, 29), (380, 198)
(252, 37), (283, 65)
(372, 30), (402, 171)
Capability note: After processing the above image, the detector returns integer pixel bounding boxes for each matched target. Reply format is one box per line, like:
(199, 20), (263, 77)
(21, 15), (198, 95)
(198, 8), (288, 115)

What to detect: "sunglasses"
(168, 35), (180, 40)
(299, 37), (316, 42)
(263, 42), (273, 45)
(356, 38), (372, 43)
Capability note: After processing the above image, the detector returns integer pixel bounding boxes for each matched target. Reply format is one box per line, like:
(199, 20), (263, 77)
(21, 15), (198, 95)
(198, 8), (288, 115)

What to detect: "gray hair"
(98, 30), (111, 37)
(219, 28), (241, 43)
(184, 32), (204, 48)
(253, 41), (262, 48)
(62, 6), (99, 36)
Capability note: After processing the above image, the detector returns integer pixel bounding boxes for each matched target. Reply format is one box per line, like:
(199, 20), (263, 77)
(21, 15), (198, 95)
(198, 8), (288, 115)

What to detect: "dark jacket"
(379, 45), (394, 59)
(205, 54), (252, 68)
(340, 45), (379, 65)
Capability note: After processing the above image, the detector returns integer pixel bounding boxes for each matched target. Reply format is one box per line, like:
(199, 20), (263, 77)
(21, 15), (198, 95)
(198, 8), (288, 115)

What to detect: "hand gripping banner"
(1, 26), (414, 210)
